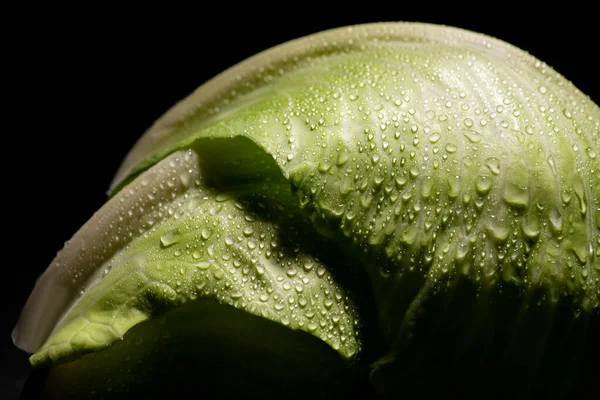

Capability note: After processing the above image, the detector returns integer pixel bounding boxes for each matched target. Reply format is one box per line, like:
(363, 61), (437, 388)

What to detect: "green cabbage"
(13, 22), (599, 399)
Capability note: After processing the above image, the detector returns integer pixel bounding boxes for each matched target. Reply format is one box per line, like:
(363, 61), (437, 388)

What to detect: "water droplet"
(463, 130), (482, 143)
(160, 230), (180, 248)
(195, 261), (211, 270)
(522, 213), (541, 240)
(216, 192), (232, 202)
(409, 167), (419, 179)
(337, 148), (350, 166)
(504, 184), (529, 208)
(201, 228), (212, 240)
(318, 159), (331, 172)
(573, 176), (587, 215)
(447, 175), (460, 199)
(550, 208), (563, 233)
(561, 190), (572, 204)
(445, 143), (457, 153)
(547, 155), (557, 175)
(429, 132), (441, 143)
(485, 157), (501, 175)
(475, 175), (493, 195)
(231, 291), (243, 300)
(212, 266), (224, 280)
(455, 243), (469, 263)
(486, 216), (511, 242)
(571, 242), (588, 265)
(286, 269), (298, 277)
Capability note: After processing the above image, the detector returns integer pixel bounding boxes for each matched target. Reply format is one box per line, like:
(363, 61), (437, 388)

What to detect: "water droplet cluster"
(170, 24), (599, 321)
(33, 150), (360, 365)
(29, 23), (600, 369)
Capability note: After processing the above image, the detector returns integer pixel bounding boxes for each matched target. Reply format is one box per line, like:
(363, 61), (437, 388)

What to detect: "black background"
(3, 5), (599, 398)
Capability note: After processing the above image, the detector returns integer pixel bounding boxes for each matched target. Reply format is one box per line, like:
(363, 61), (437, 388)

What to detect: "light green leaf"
(20, 147), (362, 367)
(13, 22), (600, 397)
(109, 22), (599, 343)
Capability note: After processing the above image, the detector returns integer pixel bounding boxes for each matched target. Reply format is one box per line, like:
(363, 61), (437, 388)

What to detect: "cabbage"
(13, 22), (599, 399)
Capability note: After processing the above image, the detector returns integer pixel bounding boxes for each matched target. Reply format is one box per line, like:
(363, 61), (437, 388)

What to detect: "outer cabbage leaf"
(13, 22), (600, 398)
(107, 22), (600, 395)
(16, 146), (363, 368)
